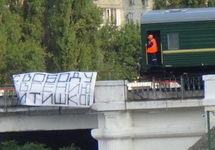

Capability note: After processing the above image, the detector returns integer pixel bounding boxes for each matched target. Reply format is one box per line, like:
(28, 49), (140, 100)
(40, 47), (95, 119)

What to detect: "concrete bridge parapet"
(92, 80), (206, 150)
(93, 80), (128, 111)
(203, 75), (215, 132)
(203, 75), (215, 105)
(2, 76), (215, 149)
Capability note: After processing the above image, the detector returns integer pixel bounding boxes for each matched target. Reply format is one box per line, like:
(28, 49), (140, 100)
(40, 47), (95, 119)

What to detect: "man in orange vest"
(146, 34), (158, 65)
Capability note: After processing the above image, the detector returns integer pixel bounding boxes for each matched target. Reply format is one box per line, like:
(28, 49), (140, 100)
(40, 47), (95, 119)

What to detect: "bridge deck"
(0, 76), (204, 108)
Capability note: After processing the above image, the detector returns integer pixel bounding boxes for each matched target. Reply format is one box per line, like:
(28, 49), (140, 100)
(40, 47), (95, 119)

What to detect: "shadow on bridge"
(0, 129), (98, 150)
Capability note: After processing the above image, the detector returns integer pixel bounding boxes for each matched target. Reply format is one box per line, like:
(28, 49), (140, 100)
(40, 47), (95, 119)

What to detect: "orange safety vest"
(147, 38), (158, 54)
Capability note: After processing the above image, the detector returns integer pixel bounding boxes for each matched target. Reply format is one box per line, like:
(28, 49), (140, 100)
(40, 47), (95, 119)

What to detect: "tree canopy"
(0, 0), (141, 83)
(0, 140), (80, 150)
(1, 0), (213, 84)
(153, 0), (215, 9)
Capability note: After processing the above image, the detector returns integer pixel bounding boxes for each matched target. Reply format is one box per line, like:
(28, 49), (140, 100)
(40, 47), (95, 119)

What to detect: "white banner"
(13, 72), (97, 107)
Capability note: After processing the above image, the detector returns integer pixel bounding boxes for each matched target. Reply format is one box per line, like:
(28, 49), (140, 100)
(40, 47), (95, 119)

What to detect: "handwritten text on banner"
(13, 72), (97, 107)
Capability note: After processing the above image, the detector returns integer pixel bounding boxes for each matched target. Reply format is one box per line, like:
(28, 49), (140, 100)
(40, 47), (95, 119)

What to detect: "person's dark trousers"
(148, 53), (157, 65)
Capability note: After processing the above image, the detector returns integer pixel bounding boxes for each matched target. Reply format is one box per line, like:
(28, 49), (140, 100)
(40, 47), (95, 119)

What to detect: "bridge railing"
(0, 77), (205, 108)
(127, 76), (204, 101)
(0, 84), (18, 107)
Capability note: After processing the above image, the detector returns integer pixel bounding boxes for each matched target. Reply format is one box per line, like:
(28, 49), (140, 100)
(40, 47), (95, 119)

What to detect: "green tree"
(153, 0), (167, 9)
(0, 0), (46, 83)
(153, 0), (210, 9)
(1, 7), (24, 83)
(19, 142), (51, 150)
(0, 20), (7, 82)
(0, 140), (81, 150)
(97, 25), (120, 79)
(116, 23), (141, 79)
(44, 0), (102, 72)
(0, 140), (20, 150)
(59, 144), (81, 150)
(208, 0), (215, 6)
(0, 0), (141, 82)
(22, 0), (46, 43)
(98, 23), (141, 80)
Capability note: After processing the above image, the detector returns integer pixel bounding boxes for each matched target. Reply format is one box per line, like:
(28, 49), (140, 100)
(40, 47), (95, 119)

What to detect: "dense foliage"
(153, 0), (215, 9)
(1, 0), (214, 83)
(97, 24), (141, 80)
(0, 140), (80, 150)
(0, 0), (141, 83)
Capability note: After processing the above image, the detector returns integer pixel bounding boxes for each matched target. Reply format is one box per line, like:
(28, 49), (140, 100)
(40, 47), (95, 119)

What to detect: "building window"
(103, 8), (121, 26)
(167, 33), (179, 50)
(126, 12), (133, 23)
(129, 0), (135, 6)
(142, 0), (148, 7)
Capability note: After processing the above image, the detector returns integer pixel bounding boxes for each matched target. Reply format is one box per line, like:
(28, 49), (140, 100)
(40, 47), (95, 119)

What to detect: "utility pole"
(207, 111), (212, 150)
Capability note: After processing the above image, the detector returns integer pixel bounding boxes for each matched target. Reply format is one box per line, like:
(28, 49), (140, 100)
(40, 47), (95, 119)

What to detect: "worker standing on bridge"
(146, 34), (158, 65)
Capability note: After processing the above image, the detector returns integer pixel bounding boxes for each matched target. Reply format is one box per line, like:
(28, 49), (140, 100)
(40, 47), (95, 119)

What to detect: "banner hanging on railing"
(13, 72), (97, 107)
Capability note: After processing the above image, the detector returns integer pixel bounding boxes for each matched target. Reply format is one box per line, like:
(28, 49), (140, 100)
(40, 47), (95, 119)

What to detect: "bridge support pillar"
(91, 80), (131, 150)
(92, 80), (206, 150)
(91, 111), (133, 150)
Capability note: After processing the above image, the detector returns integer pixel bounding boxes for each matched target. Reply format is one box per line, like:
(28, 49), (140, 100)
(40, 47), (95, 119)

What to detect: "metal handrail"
(0, 84), (17, 108)
(127, 76), (204, 101)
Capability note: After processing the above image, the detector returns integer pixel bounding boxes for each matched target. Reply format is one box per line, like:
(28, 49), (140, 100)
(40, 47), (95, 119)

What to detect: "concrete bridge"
(1, 75), (215, 150)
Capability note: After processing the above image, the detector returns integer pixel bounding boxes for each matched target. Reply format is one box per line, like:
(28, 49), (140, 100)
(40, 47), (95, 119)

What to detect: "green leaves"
(0, 0), (142, 83)
(208, 0), (215, 6)
(97, 24), (141, 80)
(153, 0), (215, 9)
(59, 144), (81, 150)
(0, 140), (80, 150)
(44, 0), (103, 72)
(0, 0), (46, 83)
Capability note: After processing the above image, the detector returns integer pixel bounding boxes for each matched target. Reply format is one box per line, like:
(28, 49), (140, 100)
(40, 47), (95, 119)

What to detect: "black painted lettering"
(67, 94), (78, 105)
(58, 73), (70, 82)
(30, 92), (40, 104)
(84, 73), (93, 82)
(23, 74), (32, 82)
(54, 93), (66, 104)
(19, 93), (27, 104)
(42, 93), (53, 104)
(33, 73), (46, 82)
(46, 74), (57, 83)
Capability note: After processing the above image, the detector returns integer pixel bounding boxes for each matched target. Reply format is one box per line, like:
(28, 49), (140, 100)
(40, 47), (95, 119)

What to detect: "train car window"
(167, 33), (179, 50)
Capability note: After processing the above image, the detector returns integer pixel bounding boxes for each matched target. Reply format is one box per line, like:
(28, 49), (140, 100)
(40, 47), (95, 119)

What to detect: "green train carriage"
(140, 7), (215, 75)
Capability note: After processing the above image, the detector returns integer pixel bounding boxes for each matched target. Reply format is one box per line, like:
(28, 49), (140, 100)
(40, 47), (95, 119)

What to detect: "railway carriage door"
(147, 31), (162, 66)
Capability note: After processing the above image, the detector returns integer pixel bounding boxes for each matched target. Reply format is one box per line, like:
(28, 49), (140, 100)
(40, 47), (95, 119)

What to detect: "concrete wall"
(94, 0), (153, 26)
(203, 75), (215, 128)
(0, 107), (97, 132)
(94, 0), (123, 26)
(131, 108), (204, 150)
(2, 77), (215, 149)
(94, 0), (121, 7)
(92, 80), (205, 150)
(122, 0), (153, 24)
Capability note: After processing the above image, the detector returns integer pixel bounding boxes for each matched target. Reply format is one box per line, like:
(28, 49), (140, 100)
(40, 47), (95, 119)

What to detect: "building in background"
(94, 0), (123, 26)
(94, 0), (153, 26)
(122, 0), (153, 24)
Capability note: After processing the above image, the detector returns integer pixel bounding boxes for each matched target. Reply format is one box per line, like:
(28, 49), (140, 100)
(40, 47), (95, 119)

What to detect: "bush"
(59, 144), (81, 150)
(0, 140), (81, 150)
